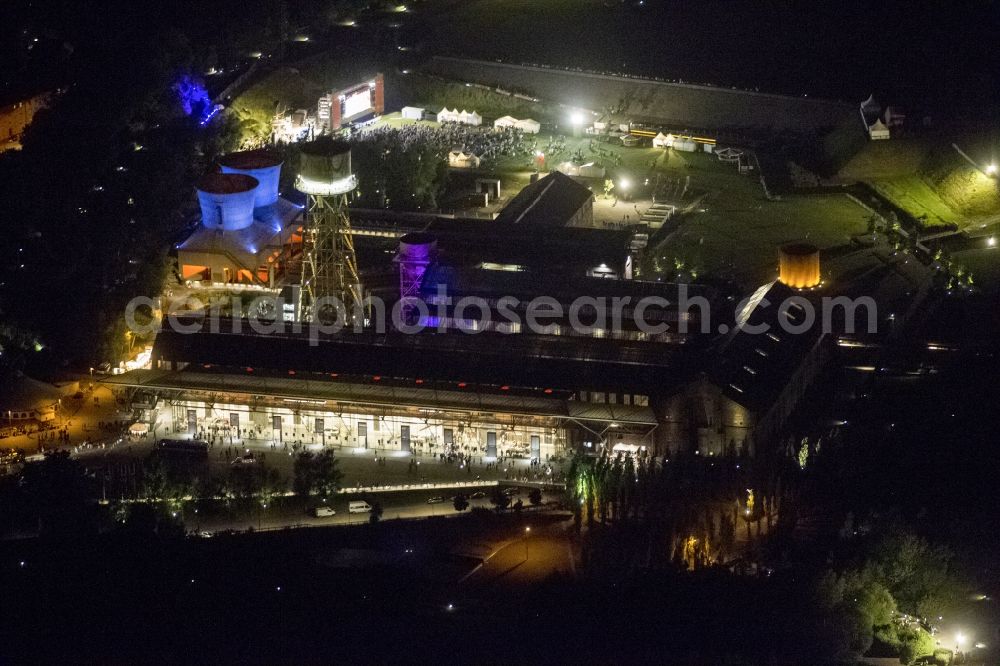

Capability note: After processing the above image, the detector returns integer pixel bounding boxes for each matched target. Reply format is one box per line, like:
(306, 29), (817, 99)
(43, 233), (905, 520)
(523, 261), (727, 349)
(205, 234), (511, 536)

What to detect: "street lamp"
(524, 526), (531, 561)
(955, 632), (966, 655)
(986, 164), (997, 176)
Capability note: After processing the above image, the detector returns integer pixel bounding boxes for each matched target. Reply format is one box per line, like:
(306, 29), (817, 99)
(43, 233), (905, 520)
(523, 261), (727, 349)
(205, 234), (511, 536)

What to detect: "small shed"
(578, 163), (606, 179)
(401, 106), (425, 120)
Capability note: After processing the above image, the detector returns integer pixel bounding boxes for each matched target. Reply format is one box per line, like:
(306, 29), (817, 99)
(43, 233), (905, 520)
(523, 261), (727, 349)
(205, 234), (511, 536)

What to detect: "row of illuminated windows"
(577, 392), (649, 407)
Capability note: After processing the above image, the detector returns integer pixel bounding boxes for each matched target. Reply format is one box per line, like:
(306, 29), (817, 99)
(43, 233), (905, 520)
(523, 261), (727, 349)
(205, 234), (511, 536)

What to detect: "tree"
(528, 487), (542, 506)
(490, 488), (511, 513)
(257, 464), (286, 508)
(867, 529), (961, 616)
(0, 15), (255, 370)
(226, 461), (284, 510)
(140, 453), (197, 507)
(852, 579), (896, 629)
(894, 627), (935, 665)
(369, 500), (383, 524)
(113, 501), (185, 539)
(19, 451), (97, 537)
(292, 450), (343, 499)
(453, 493), (469, 512)
(349, 128), (450, 211)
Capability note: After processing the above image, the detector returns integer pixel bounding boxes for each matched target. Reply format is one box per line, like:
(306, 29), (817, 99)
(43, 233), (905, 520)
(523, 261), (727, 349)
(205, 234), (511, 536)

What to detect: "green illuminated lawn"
(838, 137), (1000, 230)
(872, 177), (961, 229)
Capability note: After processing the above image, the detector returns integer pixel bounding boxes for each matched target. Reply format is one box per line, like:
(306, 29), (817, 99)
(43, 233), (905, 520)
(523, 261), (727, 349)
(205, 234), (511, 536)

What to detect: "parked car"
(470, 491), (487, 499)
(426, 496), (446, 504)
(503, 487), (522, 496)
(231, 453), (256, 465)
(348, 501), (372, 514)
(313, 506), (335, 517)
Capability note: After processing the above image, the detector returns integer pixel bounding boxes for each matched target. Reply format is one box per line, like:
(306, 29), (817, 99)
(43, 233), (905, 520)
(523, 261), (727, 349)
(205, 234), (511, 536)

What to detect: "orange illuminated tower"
(778, 243), (821, 289)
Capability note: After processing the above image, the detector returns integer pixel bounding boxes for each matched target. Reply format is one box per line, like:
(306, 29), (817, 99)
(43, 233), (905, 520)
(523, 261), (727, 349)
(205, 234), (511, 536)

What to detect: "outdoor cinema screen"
(343, 89), (372, 119)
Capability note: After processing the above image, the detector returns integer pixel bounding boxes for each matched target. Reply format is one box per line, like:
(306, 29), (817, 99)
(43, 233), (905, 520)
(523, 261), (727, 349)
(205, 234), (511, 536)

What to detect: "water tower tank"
(296, 139), (356, 195)
(397, 233), (438, 299)
(779, 243), (821, 289)
(196, 173), (259, 231)
(218, 150), (283, 209)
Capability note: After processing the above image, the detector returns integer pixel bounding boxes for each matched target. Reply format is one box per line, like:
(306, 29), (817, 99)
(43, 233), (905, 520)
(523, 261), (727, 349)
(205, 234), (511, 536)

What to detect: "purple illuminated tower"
(396, 233), (437, 323)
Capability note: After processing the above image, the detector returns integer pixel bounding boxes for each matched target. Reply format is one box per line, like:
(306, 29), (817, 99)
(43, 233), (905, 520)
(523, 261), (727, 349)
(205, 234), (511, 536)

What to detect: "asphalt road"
(188, 487), (564, 534)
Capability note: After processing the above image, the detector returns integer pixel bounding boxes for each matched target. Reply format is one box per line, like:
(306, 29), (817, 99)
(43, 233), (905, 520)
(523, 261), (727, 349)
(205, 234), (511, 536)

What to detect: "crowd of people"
(355, 122), (532, 163)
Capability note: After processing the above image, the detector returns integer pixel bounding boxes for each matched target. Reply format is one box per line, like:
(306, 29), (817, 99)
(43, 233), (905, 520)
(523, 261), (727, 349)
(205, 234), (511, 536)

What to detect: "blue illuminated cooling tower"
(196, 173), (259, 231)
(218, 150), (283, 209)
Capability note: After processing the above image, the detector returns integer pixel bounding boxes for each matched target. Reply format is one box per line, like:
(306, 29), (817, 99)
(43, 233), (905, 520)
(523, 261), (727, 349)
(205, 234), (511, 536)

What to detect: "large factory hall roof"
(420, 265), (718, 305)
(102, 369), (658, 426)
(151, 320), (700, 395)
(710, 281), (828, 410)
(348, 210), (633, 273)
(494, 171), (593, 227)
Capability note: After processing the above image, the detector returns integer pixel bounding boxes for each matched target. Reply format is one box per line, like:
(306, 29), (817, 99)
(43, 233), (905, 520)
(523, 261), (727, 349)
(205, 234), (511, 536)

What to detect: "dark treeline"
(0, 1), (299, 373)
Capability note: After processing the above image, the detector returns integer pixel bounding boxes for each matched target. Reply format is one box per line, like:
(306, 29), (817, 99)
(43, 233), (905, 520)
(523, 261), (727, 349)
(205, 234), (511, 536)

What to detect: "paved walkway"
(66, 431), (567, 492)
(460, 521), (577, 586)
(2, 382), (128, 453)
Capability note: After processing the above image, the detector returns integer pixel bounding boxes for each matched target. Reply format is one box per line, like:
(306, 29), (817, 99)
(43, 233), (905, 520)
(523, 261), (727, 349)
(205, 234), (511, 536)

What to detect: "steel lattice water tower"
(295, 139), (363, 323)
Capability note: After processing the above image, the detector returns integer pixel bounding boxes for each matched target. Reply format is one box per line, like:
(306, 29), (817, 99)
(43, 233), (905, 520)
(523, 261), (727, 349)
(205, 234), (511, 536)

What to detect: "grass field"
(411, 0), (986, 109)
(366, 117), (873, 287)
(921, 146), (1000, 219)
(837, 137), (931, 181)
(872, 177), (961, 229)
(837, 136), (1000, 230)
(656, 195), (870, 286)
(393, 73), (552, 122)
(232, 58), (553, 143)
(643, 152), (871, 285)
